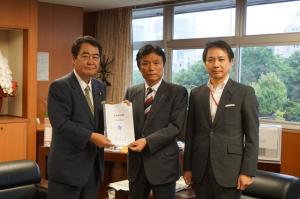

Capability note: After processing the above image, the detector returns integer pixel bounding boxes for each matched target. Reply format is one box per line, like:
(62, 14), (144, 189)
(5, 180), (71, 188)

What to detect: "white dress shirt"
(207, 76), (229, 122)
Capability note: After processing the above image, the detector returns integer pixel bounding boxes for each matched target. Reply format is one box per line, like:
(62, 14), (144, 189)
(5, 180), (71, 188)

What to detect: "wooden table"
(37, 146), (128, 199)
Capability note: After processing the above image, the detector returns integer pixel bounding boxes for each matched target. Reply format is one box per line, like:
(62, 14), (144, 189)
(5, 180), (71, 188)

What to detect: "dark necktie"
(144, 87), (154, 117)
(84, 85), (94, 115)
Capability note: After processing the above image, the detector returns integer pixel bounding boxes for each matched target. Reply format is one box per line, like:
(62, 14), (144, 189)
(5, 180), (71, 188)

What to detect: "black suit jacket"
(125, 80), (188, 185)
(183, 79), (259, 187)
(47, 72), (106, 186)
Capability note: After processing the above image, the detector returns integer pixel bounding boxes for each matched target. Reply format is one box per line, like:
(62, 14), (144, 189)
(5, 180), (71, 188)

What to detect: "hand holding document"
(104, 103), (135, 147)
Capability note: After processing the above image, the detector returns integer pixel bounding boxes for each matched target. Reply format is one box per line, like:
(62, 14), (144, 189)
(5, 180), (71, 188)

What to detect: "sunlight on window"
(174, 7), (235, 39)
(246, 1), (300, 35)
(132, 16), (163, 42)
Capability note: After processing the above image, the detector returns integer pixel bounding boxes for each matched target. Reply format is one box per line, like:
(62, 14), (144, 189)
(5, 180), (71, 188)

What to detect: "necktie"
(144, 87), (154, 117)
(84, 86), (94, 115)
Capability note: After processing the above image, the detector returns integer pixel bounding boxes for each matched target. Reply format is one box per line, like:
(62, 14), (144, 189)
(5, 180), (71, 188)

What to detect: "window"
(174, 1), (235, 39)
(132, 8), (163, 42)
(172, 49), (236, 92)
(240, 45), (300, 122)
(246, 0), (300, 35)
(132, 8), (164, 86)
(132, 50), (144, 85)
(172, 49), (206, 92)
(131, 0), (300, 127)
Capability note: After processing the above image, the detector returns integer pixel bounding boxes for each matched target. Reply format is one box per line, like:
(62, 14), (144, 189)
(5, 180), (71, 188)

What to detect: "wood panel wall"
(37, 2), (83, 120)
(281, 129), (300, 177)
(83, 12), (98, 37)
(0, 0), (38, 161)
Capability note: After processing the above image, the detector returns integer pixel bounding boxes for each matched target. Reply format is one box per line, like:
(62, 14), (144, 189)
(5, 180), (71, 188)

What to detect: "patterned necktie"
(84, 85), (94, 115)
(144, 87), (154, 117)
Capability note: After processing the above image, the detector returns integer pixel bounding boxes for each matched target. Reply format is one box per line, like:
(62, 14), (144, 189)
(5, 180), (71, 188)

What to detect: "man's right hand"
(122, 100), (131, 106)
(183, 171), (192, 186)
(90, 132), (114, 148)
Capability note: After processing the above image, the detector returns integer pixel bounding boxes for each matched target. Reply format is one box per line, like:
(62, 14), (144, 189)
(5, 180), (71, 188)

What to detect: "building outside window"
(132, 0), (300, 127)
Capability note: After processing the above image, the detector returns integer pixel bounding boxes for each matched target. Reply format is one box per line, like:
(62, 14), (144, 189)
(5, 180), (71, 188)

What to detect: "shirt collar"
(145, 79), (162, 93)
(74, 69), (92, 91)
(207, 75), (229, 91)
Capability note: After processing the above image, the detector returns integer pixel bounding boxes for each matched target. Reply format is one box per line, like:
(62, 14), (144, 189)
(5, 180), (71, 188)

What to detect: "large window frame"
(132, 0), (300, 130)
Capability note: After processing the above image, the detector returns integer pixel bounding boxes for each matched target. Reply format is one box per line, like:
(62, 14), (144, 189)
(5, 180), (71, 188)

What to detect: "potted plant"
(96, 54), (114, 86)
(0, 51), (17, 111)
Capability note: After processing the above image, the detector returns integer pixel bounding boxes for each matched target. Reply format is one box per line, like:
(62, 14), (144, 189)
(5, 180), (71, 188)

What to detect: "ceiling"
(38, 0), (173, 12)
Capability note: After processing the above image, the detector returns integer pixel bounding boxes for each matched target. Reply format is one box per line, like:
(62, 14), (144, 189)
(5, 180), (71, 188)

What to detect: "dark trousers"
(47, 163), (100, 199)
(129, 164), (176, 199)
(193, 160), (241, 199)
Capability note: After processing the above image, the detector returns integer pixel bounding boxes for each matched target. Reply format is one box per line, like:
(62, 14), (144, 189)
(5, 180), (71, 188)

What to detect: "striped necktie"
(84, 85), (94, 115)
(144, 87), (154, 117)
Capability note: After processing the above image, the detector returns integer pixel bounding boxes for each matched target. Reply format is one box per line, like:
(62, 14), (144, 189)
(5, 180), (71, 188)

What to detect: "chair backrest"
(0, 160), (41, 199)
(243, 170), (300, 199)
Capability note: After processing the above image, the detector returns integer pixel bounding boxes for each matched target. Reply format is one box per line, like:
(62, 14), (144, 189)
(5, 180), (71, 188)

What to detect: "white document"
(175, 176), (189, 192)
(44, 127), (52, 147)
(37, 52), (49, 81)
(43, 117), (52, 147)
(104, 103), (135, 146)
(108, 179), (129, 191)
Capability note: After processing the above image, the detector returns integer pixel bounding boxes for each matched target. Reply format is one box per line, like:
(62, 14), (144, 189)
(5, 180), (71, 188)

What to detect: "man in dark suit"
(125, 44), (188, 199)
(183, 40), (259, 199)
(47, 36), (113, 199)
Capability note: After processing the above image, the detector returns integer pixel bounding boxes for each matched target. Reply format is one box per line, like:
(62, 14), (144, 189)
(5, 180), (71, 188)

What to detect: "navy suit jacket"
(47, 72), (106, 186)
(183, 79), (259, 187)
(125, 80), (188, 185)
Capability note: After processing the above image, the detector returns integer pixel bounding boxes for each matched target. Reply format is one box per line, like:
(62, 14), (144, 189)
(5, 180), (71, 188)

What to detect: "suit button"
(210, 131), (214, 135)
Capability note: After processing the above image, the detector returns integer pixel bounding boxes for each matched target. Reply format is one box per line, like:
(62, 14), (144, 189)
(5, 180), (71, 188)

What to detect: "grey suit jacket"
(183, 79), (259, 187)
(47, 72), (106, 186)
(125, 80), (188, 185)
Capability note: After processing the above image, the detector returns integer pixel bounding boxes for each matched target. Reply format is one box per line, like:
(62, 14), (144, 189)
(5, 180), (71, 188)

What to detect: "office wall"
(0, 0), (38, 161)
(37, 2), (83, 120)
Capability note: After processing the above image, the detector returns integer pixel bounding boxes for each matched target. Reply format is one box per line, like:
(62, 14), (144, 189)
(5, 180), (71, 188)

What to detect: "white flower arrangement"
(0, 51), (13, 95)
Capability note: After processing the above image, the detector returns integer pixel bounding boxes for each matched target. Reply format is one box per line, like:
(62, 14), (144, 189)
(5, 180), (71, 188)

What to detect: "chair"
(0, 159), (47, 199)
(242, 170), (300, 199)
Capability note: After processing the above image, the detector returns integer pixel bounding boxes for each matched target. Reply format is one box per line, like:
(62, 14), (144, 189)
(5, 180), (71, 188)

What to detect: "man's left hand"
(237, 174), (253, 190)
(128, 138), (147, 152)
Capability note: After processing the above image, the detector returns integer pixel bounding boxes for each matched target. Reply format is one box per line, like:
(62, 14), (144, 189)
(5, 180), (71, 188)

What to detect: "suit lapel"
(70, 72), (95, 123)
(212, 79), (234, 127)
(134, 84), (146, 132)
(92, 79), (105, 125)
(129, 84), (146, 139)
(203, 87), (213, 127)
(195, 86), (212, 127)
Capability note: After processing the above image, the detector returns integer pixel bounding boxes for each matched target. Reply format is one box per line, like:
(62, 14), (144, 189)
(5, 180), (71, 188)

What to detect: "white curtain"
(96, 7), (132, 103)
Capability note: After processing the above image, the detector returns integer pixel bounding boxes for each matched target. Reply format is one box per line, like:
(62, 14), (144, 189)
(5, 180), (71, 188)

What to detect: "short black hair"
(202, 40), (234, 62)
(136, 44), (166, 69)
(71, 35), (102, 59)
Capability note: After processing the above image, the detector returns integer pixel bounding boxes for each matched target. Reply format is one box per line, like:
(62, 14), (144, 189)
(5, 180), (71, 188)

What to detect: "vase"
(0, 81), (17, 112)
